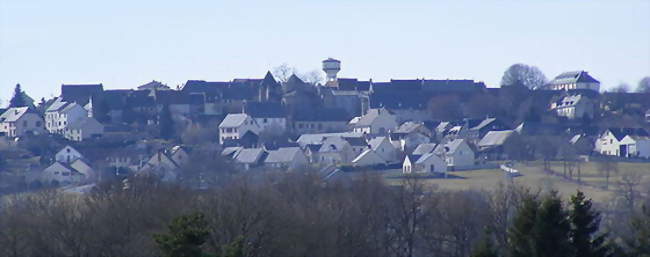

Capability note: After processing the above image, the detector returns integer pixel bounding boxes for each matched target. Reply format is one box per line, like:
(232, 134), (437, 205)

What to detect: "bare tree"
(299, 70), (324, 86)
(610, 83), (631, 93)
(596, 157), (619, 190)
(500, 63), (547, 90)
(271, 63), (296, 83)
(636, 76), (650, 93)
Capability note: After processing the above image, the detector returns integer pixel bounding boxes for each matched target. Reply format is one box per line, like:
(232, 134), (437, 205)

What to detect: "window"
(263, 118), (268, 123)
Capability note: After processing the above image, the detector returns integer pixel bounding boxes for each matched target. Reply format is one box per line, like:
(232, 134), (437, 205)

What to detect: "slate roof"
(368, 136), (389, 150)
(46, 98), (69, 112)
(155, 90), (204, 105)
(470, 118), (497, 131)
(395, 121), (425, 134)
(413, 143), (437, 155)
(219, 113), (251, 128)
(550, 71), (600, 85)
(352, 108), (393, 127)
(606, 128), (649, 141)
(296, 132), (363, 146)
(233, 148), (266, 164)
(0, 107), (31, 122)
(336, 78), (371, 91)
(415, 153), (439, 164)
(294, 107), (350, 122)
(478, 130), (515, 147)
(138, 80), (170, 90)
(441, 139), (467, 154)
(182, 80), (230, 95)
(264, 147), (302, 163)
(243, 102), (285, 118)
(319, 137), (350, 153)
(221, 147), (243, 157)
(67, 117), (102, 130)
(61, 84), (104, 105)
(343, 137), (368, 147)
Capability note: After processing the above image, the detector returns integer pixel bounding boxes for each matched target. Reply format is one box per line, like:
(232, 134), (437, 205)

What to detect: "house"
(139, 149), (183, 181)
(64, 117), (104, 141)
(467, 118), (510, 141)
(551, 94), (595, 120)
(317, 137), (356, 165)
(351, 149), (387, 167)
(55, 145), (84, 163)
(138, 80), (170, 91)
(596, 128), (650, 158)
(343, 137), (369, 156)
(296, 132), (364, 147)
(434, 139), (475, 169)
(292, 108), (350, 134)
(218, 113), (261, 145)
(263, 147), (308, 170)
(41, 162), (85, 185)
(412, 143), (438, 155)
(222, 147), (267, 170)
(60, 83), (104, 106)
(243, 102), (287, 132)
(402, 153), (446, 174)
(390, 121), (433, 153)
(349, 107), (398, 135)
(367, 136), (400, 164)
(45, 100), (88, 134)
(0, 107), (45, 137)
(478, 130), (516, 160)
(545, 71), (600, 91)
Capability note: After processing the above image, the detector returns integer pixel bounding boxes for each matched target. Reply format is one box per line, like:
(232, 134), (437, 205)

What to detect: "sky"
(1, 0), (649, 104)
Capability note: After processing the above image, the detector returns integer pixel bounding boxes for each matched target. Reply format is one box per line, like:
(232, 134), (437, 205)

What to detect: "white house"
(0, 107), (45, 138)
(45, 101), (88, 134)
(351, 149), (386, 167)
(551, 94), (595, 120)
(41, 162), (85, 185)
(390, 121), (432, 153)
(264, 147), (308, 170)
(349, 107), (398, 135)
(243, 102), (287, 132)
(55, 145), (84, 163)
(545, 71), (600, 91)
(597, 128), (650, 158)
(218, 113), (262, 145)
(139, 150), (182, 181)
(434, 139), (475, 170)
(368, 136), (400, 164)
(317, 137), (356, 165)
(225, 147), (266, 170)
(64, 116), (104, 141)
(402, 153), (446, 174)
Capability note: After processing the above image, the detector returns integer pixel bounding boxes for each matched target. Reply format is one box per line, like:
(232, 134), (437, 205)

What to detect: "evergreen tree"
(533, 191), (573, 257)
(508, 194), (540, 257)
(569, 191), (610, 257)
(471, 231), (500, 257)
(159, 104), (175, 140)
(154, 212), (210, 257)
(625, 205), (650, 257)
(509, 192), (574, 257)
(9, 84), (26, 107)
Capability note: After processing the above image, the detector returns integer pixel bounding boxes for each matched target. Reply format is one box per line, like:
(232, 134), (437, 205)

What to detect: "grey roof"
(550, 71), (600, 85)
(244, 102), (286, 118)
(264, 147), (302, 163)
(343, 137), (368, 147)
(0, 107), (31, 122)
(296, 132), (363, 146)
(67, 117), (102, 130)
(415, 153), (438, 164)
(138, 80), (170, 90)
(471, 118), (497, 131)
(443, 139), (467, 154)
(478, 130), (515, 147)
(61, 102), (83, 113)
(368, 136), (389, 150)
(318, 137), (351, 153)
(352, 108), (393, 127)
(221, 147), (243, 157)
(233, 148), (266, 164)
(219, 113), (250, 128)
(413, 143), (437, 155)
(395, 121), (424, 134)
(46, 98), (69, 112)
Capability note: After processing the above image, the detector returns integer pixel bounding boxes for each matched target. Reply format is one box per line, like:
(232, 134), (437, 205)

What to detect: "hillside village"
(1, 59), (650, 192)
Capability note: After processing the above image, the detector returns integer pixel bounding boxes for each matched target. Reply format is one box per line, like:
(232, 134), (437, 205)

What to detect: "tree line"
(0, 172), (648, 257)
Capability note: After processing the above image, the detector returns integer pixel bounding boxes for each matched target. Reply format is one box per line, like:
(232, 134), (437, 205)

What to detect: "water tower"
(322, 58), (341, 83)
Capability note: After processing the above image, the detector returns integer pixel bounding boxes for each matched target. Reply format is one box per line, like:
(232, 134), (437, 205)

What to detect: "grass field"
(383, 161), (650, 202)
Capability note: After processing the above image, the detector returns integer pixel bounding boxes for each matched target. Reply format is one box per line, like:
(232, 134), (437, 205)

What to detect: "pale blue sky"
(1, 0), (649, 104)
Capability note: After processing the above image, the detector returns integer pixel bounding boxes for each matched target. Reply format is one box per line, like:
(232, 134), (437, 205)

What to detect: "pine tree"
(471, 231), (500, 257)
(159, 104), (175, 140)
(508, 194), (540, 257)
(569, 190), (610, 257)
(533, 191), (573, 257)
(154, 212), (210, 257)
(9, 84), (26, 107)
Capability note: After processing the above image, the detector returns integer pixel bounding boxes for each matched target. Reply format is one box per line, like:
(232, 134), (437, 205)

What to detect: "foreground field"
(384, 161), (650, 202)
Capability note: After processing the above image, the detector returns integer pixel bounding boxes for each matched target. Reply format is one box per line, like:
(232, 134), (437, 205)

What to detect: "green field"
(384, 161), (650, 202)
